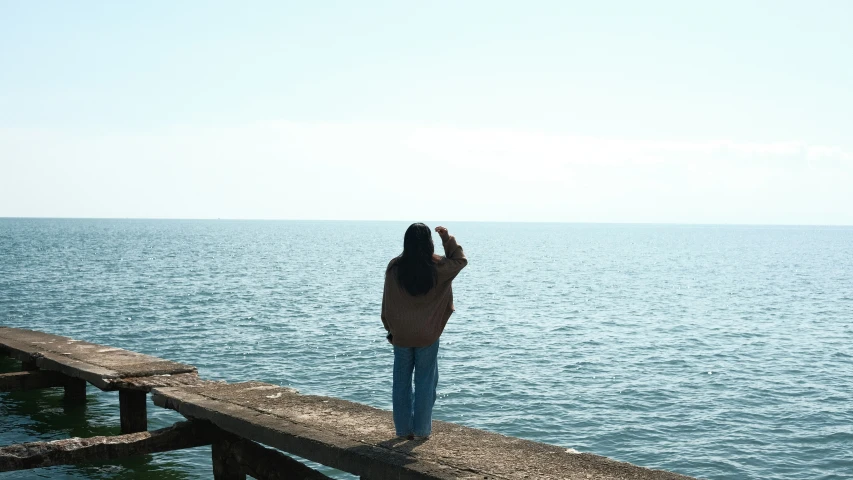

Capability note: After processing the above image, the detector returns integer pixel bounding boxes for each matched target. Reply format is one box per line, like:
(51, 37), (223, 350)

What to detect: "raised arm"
(435, 226), (468, 275)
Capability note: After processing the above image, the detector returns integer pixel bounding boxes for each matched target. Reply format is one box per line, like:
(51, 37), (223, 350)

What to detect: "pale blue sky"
(2, 1), (851, 224)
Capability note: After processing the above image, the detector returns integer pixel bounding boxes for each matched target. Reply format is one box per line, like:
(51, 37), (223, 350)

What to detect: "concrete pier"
(0, 326), (200, 432)
(1, 326), (696, 479)
(154, 381), (693, 480)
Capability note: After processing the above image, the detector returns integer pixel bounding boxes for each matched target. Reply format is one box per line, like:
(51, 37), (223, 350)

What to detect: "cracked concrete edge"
(152, 387), (466, 480)
(153, 386), (695, 480)
(0, 330), (197, 390)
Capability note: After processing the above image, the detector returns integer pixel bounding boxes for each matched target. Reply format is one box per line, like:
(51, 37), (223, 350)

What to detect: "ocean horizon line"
(1, 216), (852, 228)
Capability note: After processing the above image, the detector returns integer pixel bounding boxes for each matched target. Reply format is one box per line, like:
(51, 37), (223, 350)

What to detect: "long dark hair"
(393, 223), (438, 296)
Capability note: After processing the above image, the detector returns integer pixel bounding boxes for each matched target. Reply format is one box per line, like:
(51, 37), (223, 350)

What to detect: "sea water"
(1, 219), (851, 479)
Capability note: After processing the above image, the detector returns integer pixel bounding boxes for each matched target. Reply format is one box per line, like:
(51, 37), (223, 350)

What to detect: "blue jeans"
(392, 340), (439, 437)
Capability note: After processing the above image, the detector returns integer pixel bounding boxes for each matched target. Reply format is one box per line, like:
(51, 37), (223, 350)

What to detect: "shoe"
(413, 435), (430, 441)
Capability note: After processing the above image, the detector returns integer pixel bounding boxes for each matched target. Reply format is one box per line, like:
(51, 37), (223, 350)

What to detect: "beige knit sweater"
(381, 235), (468, 347)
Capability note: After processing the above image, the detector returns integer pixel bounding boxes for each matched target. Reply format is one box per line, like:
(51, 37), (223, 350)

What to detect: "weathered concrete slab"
(0, 420), (216, 472)
(154, 382), (695, 480)
(112, 373), (214, 391)
(0, 327), (198, 391)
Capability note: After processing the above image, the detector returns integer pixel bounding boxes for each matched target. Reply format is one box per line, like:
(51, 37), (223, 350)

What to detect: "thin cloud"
(1, 122), (851, 224)
(251, 122), (852, 167)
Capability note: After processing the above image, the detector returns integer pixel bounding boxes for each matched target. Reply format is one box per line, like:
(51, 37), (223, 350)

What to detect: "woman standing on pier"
(381, 223), (468, 440)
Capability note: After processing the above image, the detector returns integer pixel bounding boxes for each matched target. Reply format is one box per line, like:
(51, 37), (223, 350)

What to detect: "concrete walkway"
(0, 326), (198, 391)
(154, 381), (695, 480)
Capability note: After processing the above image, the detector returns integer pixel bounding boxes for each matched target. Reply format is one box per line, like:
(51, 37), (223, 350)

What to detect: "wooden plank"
(0, 327), (196, 391)
(153, 383), (695, 480)
(0, 421), (216, 472)
(0, 371), (69, 392)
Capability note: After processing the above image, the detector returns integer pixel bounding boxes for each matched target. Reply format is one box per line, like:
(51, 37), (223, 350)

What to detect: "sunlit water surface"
(1, 219), (851, 479)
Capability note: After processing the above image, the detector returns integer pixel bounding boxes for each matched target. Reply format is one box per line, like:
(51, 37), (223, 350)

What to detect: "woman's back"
(381, 226), (468, 347)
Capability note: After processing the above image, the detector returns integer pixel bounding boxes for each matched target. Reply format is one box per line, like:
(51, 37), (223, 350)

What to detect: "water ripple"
(1, 219), (852, 480)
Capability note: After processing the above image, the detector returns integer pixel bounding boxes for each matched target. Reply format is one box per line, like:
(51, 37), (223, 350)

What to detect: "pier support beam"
(119, 390), (147, 433)
(63, 378), (87, 404)
(229, 436), (332, 480)
(211, 433), (332, 480)
(212, 439), (246, 480)
(21, 359), (37, 371)
(0, 371), (68, 392)
(0, 370), (87, 403)
(212, 432), (331, 480)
